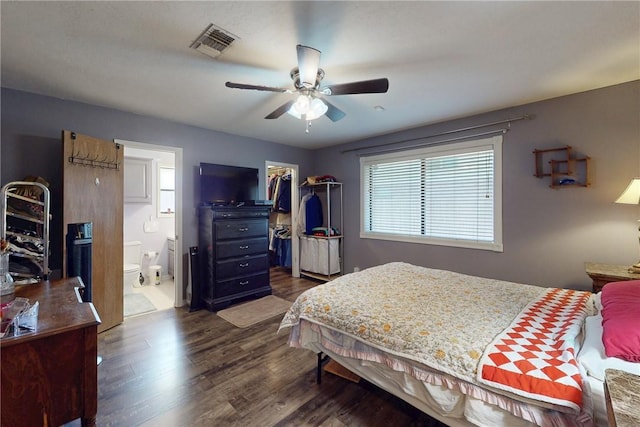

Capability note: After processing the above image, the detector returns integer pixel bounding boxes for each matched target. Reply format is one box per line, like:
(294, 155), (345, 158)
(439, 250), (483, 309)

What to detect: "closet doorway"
(266, 161), (300, 278)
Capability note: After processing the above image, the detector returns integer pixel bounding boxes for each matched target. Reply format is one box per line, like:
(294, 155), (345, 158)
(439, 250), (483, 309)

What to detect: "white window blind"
(360, 135), (503, 251)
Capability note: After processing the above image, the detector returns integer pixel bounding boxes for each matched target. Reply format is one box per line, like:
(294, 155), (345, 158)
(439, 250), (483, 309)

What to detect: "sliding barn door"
(63, 130), (123, 332)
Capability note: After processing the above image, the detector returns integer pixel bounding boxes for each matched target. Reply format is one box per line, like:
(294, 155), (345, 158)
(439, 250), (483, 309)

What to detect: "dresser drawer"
(215, 219), (268, 240)
(214, 210), (269, 220)
(216, 254), (269, 279)
(214, 272), (269, 298)
(216, 237), (268, 259)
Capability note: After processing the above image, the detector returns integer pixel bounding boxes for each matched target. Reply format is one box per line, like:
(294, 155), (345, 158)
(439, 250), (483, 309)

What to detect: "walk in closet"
(267, 166), (294, 270)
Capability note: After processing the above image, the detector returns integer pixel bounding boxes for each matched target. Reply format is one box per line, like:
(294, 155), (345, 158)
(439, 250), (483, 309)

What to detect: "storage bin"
(300, 236), (340, 275)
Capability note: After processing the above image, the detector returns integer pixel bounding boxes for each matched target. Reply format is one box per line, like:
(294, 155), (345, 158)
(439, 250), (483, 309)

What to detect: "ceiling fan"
(225, 45), (389, 127)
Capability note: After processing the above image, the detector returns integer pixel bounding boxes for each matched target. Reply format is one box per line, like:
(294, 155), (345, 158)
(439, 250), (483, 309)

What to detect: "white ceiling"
(2, 1), (639, 149)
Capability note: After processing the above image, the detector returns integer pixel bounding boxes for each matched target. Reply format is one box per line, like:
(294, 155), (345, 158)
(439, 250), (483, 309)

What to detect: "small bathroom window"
(158, 165), (175, 217)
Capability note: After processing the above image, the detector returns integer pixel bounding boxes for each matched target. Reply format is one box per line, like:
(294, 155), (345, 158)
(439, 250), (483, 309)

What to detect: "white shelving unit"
(299, 181), (343, 282)
(1, 181), (50, 283)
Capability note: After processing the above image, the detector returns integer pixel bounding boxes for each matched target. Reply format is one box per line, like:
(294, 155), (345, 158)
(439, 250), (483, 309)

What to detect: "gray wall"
(1, 88), (316, 275)
(313, 81), (640, 290)
(3, 82), (639, 291)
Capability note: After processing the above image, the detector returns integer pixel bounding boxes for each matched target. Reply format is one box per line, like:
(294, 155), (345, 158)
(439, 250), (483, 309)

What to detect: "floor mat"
(124, 293), (157, 317)
(216, 295), (291, 328)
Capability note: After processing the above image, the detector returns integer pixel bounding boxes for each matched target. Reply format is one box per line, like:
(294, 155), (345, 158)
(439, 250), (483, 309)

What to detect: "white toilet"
(123, 241), (142, 295)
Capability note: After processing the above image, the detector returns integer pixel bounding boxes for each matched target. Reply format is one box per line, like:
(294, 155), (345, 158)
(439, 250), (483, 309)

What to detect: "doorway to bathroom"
(117, 139), (183, 317)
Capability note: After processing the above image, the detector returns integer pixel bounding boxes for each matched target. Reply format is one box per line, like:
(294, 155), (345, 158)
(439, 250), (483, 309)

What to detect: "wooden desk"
(584, 262), (640, 293)
(604, 369), (640, 427)
(1, 277), (101, 427)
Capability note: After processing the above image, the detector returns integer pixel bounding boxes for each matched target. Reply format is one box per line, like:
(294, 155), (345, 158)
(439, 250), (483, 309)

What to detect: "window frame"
(157, 164), (175, 218)
(360, 135), (503, 252)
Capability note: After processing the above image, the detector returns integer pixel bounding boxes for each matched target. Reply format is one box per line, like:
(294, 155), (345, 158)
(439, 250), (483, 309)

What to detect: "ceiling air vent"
(190, 23), (237, 59)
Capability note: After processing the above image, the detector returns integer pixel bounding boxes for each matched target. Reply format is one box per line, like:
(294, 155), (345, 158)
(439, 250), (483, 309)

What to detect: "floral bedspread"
(279, 262), (550, 383)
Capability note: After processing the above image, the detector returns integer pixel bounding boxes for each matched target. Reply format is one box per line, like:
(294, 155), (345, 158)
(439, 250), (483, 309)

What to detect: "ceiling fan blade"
(297, 45), (321, 88)
(323, 99), (346, 122)
(226, 81), (290, 93)
(322, 78), (389, 95)
(265, 100), (295, 119)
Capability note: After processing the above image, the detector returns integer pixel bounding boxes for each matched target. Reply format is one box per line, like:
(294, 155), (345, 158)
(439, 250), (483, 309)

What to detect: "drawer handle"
(239, 262), (249, 268)
(239, 245), (249, 249)
(239, 280), (249, 286)
(238, 227), (249, 232)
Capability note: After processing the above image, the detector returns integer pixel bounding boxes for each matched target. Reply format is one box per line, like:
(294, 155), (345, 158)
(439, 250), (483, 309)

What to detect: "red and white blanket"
(477, 287), (592, 411)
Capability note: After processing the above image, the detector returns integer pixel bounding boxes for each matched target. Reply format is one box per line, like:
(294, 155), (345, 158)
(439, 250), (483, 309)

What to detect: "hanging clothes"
(268, 174), (279, 200)
(270, 225), (292, 267)
(275, 173), (292, 213)
(268, 172), (292, 213)
(296, 193), (312, 236)
(304, 193), (323, 235)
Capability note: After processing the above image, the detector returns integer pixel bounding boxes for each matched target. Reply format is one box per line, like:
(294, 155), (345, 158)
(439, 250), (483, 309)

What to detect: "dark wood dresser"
(1, 277), (101, 427)
(198, 205), (272, 311)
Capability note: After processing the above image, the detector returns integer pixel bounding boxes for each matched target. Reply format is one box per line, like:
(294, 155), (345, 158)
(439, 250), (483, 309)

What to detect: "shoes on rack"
(7, 199), (43, 221)
(7, 235), (44, 255)
(9, 257), (44, 276)
(7, 242), (42, 258)
(6, 175), (49, 221)
(12, 176), (49, 199)
(6, 225), (38, 237)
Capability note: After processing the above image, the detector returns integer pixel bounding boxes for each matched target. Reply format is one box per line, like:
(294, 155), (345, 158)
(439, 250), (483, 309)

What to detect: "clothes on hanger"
(270, 225), (292, 267)
(295, 193), (312, 236)
(304, 193), (323, 235)
(268, 172), (292, 213)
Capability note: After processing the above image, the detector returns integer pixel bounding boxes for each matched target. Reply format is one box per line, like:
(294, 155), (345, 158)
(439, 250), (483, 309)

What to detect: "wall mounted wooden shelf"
(533, 145), (590, 188)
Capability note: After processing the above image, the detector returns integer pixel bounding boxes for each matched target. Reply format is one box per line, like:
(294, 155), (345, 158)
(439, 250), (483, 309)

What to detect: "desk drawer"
(216, 254), (268, 279)
(216, 237), (268, 259)
(214, 272), (269, 298)
(216, 219), (267, 240)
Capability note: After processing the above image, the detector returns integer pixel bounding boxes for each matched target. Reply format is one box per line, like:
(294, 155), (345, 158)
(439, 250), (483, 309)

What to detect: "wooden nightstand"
(584, 262), (640, 293)
(604, 369), (640, 427)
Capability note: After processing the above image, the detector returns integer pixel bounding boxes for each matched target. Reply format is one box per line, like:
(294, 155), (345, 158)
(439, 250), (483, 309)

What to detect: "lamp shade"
(615, 178), (640, 205)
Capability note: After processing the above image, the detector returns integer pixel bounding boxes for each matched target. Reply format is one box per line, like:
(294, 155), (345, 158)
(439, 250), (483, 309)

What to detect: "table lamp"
(615, 178), (640, 273)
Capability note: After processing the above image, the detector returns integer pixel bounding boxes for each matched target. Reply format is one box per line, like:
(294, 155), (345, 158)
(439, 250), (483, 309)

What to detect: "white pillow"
(577, 314), (640, 381)
(593, 292), (602, 312)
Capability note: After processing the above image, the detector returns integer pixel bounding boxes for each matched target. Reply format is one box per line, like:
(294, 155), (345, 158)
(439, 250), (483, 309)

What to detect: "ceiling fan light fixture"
(287, 95), (327, 121)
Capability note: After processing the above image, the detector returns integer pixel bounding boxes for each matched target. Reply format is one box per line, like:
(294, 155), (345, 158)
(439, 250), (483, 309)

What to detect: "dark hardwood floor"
(88, 268), (445, 426)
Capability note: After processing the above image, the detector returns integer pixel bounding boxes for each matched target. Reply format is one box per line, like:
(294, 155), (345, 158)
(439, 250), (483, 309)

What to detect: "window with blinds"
(360, 135), (503, 251)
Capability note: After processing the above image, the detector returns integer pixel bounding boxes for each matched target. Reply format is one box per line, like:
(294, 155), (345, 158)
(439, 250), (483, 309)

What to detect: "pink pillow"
(601, 280), (640, 362)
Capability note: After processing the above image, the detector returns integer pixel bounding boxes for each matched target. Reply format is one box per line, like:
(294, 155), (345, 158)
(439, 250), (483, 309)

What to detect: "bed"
(278, 262), (640, 427)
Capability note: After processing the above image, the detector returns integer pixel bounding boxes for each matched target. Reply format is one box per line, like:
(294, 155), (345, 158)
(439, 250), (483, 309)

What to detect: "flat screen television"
(199, 162), (259, 205)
